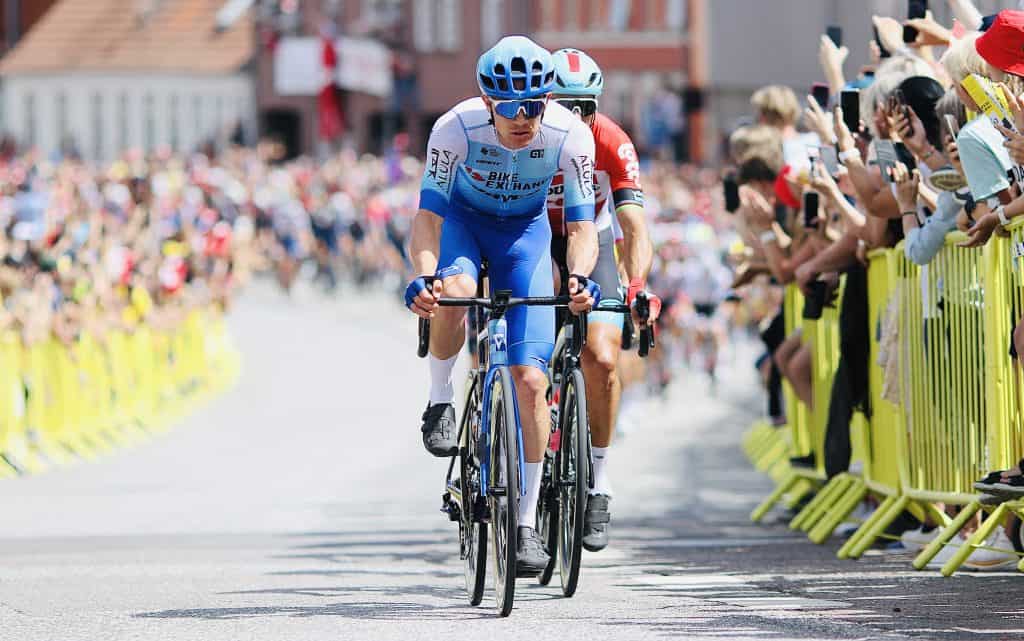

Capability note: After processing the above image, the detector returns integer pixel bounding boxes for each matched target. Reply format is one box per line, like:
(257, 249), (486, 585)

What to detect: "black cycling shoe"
(421, 403), (457, 457)
(990, 474), (1024, 497)
(582, 494), (611, 552)
(516, 527), (550, 577)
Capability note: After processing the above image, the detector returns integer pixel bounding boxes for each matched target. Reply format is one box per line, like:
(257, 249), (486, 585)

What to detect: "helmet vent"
(588, 72), (599, 87)
(479, 74), (495, 91)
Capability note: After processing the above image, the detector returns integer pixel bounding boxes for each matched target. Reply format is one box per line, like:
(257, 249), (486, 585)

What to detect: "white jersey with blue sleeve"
(419, 98), (596, 222)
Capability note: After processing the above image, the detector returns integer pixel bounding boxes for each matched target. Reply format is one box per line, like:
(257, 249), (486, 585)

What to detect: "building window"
(563, 0), (578, 30)
(143, 93), (155, 151)
(216, 95), (225, 136)
(118, 93), (129, 152)
(92, 93), (103, 161)
(539, 0), (555, 30)
(56, 91), (67, 145)
(481, 0), (502, 48)
(608, 0), (630, 31)
(413, 0), (461, 52)
(193, 94), (203, 143)
(666, 0), (686, 31)
(169, 94), (179, 151)
(23, 93), (35, 147)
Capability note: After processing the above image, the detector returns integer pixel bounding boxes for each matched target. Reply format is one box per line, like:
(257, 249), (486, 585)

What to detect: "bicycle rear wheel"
(536, 447), (558, 585)
(460, 378), (487, 605)
(557, 367), (588, 597)
(489, 367), (519, 617)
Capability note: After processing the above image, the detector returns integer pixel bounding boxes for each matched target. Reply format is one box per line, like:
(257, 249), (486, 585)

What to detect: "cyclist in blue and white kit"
(405, 36), (599, 575)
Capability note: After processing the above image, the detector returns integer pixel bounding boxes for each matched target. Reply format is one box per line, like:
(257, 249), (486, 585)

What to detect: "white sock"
(518, 462), (543, 529)
(428, 354), (458, 405)
(591, 446), (612, 496)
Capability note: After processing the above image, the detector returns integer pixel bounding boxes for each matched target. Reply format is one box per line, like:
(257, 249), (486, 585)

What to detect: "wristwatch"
(838, 149), (860, 164)
(995, 204), (1011, 227)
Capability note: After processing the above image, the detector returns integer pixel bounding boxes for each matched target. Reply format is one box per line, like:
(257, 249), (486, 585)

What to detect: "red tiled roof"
(0, 0), (253, 74)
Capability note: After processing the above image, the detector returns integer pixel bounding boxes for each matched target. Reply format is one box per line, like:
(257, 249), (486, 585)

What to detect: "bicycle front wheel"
(460, 378), (487, 606)
(489, 367), (520, 617)
(557, 367), (588, 597)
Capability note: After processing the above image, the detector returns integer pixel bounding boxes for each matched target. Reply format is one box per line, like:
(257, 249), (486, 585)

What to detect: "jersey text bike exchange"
(419, 98), (596, 222)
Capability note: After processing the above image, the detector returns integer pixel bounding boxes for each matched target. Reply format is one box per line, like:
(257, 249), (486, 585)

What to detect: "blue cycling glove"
(570, 273), (602, 307)
(405, 276), (433, 309)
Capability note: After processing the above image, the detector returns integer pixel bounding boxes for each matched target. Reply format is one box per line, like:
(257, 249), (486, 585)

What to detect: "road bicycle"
(536, 292), (655, 596)
(418, 270), (571, 617)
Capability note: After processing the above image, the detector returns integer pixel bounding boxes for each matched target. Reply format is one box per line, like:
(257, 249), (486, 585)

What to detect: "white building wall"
(2, 72), (254, 162)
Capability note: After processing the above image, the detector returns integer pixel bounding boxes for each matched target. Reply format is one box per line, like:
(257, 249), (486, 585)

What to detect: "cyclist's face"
(484, 96), (545, 150)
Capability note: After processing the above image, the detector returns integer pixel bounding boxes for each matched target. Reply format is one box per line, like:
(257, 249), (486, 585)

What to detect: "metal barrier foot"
(793, 475), (848, 532)
(838, 495), (899, 559)
(783, 479), (815, 510)
(751, 472), (799, 522)
(940, 502), (1007, 577)
(809, 479), (867, 544)
(912, 502), (979, 570)
(849, 494), (914, 559)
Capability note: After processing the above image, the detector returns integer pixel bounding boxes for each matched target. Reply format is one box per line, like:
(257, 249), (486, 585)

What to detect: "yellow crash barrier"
(0, 306), (239, 477)
(749, 225), (1024, 575)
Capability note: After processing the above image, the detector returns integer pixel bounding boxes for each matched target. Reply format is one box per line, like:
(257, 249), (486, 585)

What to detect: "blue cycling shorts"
(437, 208), (554, 371)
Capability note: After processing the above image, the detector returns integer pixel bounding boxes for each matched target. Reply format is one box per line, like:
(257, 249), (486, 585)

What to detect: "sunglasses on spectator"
(555, 98), (599, 118)
(490, 98), (548, 120)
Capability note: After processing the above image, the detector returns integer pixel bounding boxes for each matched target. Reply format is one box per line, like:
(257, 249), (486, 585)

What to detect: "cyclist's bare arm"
(410, 209), (442, 278)
(565, 220), (598, 277)
(616, 203), (653, 282)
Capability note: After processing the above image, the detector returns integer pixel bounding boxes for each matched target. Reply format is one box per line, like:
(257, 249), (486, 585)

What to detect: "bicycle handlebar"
(416, 292), (574, 358)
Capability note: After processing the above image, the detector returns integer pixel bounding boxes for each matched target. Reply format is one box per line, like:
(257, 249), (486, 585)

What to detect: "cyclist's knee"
(510, 365), (548, 399)
(441, 274), (476, 298)
(583, 334), (619, 381)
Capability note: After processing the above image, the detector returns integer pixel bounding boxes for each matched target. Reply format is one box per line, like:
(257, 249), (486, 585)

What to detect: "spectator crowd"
(729, 0), (1024, 569)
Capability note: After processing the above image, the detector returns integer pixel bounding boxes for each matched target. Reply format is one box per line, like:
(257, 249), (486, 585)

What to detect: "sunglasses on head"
(490, 98), (548, 120)
(555, 98), (599, 118)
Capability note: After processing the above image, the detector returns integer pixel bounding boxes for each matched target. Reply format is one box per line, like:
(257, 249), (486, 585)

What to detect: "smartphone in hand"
(803, 191), (820, 229)
(903, 0), (928, 44)
(723, 174), (740, 213)
(840, 90), (860, 133)
(826, 25), (842, 48)
(812, 83), (830, 110)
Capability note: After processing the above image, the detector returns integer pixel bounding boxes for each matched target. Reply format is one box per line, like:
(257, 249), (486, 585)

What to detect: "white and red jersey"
(547, 112), (642, 236)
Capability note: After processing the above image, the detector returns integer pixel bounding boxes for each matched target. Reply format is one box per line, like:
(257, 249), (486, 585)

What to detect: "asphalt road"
(1, 280), (1022, 641)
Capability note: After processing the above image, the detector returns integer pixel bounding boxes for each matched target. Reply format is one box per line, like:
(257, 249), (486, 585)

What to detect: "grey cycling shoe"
(516, 526), (550, 576)
(421, 403), (457, 457)
(582, 494), (611, 552)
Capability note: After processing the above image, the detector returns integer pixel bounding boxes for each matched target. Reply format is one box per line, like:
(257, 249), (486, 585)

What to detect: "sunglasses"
(491, 98), (548, 120)
(555, 98), (598, 118)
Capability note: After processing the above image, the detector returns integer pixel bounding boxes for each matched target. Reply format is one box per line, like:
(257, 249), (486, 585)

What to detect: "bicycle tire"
(557, 367), (588, 597)
(489, 367), (519, 617)
(536, 447), (558, 585)
(460, 377), (487, 605)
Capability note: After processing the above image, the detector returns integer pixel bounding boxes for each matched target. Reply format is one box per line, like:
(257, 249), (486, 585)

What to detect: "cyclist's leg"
(431, 213), (481, 394)
(481, 213), (554, 535)
(420, 212), (480, 456)
(579, 228), (624, 491)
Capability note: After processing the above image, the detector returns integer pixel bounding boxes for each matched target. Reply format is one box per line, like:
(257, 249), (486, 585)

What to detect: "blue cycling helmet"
(476, 36), (555, 100)
(552, 48), (604, 97)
